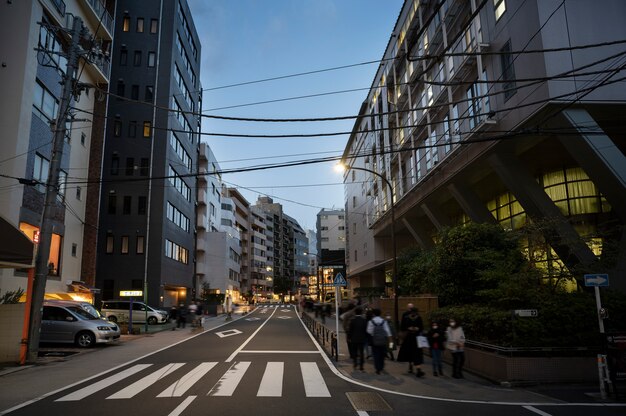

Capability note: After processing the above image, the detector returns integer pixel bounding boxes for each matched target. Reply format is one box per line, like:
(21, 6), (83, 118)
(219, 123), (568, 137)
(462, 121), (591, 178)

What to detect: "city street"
(1, 306), (624, 416)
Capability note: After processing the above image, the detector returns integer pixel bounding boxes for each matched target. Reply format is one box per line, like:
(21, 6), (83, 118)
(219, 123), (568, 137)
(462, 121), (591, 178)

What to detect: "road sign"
(514, 309), (538, 317)
(333, 272), (347, 286)
(584, 274), (609, 287)
(120, 290), (143, 297)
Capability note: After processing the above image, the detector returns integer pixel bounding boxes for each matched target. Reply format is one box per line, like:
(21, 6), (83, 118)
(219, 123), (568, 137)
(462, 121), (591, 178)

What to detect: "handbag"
(417, 335), (429, 349)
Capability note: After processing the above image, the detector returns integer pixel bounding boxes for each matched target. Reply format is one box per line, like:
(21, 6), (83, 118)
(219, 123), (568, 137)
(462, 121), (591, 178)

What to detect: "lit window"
(143, 121), (151, 138)
(121, 236), (129, 254)
(136, 18), (144, 33)
(494, 0), (506, 21)
(136, 236), (145, 254)
(122, 16), (130, 32)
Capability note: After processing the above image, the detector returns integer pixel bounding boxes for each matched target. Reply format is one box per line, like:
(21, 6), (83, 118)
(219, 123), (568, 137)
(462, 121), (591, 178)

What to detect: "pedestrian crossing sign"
(333, 273), (347, 286)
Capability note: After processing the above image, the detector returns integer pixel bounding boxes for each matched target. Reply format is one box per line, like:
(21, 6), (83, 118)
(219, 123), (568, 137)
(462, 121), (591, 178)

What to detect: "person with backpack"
(397, 307), (425, 377)
(366, 308), (392, 374)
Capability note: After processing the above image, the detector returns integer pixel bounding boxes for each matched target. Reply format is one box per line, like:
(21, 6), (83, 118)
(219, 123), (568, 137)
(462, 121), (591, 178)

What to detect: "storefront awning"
(0, 216), (34, 269)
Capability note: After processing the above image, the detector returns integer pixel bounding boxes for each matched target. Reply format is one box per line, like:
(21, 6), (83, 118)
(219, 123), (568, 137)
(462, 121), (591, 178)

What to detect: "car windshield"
(67, 306), (98, 320)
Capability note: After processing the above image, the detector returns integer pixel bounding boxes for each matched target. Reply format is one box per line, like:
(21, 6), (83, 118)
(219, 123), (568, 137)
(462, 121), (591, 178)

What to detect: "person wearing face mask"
(427, 321), (446, 376)
(446, 318), (466, 378)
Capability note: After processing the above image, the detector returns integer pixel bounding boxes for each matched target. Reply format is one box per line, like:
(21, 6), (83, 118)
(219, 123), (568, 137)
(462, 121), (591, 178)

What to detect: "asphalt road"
(3, 305), (625, 416)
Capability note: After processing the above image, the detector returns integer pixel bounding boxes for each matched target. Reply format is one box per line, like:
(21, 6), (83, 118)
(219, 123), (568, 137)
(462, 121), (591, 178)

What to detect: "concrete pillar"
(401, 218), (434, 249)
(448, 181), (496, 224)
(421, 202), (450, 231)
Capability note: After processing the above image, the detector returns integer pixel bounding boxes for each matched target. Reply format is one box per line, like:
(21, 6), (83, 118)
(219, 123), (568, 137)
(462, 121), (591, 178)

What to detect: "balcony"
(196, 237), (206, 252)
(197, 188), (207, 206)
(197, 212), (207, 230)
(80, 0), (114, 39)
(196, 262), (206, 275)
(198, 167), (208, 184)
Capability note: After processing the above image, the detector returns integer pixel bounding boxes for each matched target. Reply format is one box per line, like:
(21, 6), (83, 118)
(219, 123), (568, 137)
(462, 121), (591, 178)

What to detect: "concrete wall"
(0, 304), (24, 364)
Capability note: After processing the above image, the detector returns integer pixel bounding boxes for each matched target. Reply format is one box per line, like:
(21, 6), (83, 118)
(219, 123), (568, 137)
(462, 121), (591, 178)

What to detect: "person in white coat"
(446, 318), (466, 378)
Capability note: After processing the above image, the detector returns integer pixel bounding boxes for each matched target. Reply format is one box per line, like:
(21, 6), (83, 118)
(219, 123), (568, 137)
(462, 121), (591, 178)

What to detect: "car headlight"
(97, 326), (112, 331)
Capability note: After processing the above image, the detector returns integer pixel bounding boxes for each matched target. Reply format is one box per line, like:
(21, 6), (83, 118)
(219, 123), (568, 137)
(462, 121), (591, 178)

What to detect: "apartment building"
(341, 0), (626, 292)
(316, 209), (346, 293)
(96, 0), (201, 306)
(0, 0), (115, 298)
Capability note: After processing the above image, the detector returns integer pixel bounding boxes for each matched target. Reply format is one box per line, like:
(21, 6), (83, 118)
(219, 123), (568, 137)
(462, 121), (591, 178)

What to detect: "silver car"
(40, 302), (121, 348)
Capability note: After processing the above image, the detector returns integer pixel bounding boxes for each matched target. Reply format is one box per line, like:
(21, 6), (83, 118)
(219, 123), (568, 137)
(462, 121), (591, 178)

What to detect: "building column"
(488, 150), (597, 267)
(448, 181), (496, 224)
(421, 202), (450, 231)
(560, 109), (626, 223)
(401, 218), (434, 249)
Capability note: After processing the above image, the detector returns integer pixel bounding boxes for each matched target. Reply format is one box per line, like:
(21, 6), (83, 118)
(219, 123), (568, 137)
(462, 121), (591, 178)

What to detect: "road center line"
(225, 306), (278, 362)
(523, 406), (553, 416)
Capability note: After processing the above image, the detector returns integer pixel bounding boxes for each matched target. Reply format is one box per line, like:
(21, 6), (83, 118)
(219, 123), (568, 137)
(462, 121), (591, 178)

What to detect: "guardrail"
(465, 339), (599, 357)
(301, 312), (337, 361)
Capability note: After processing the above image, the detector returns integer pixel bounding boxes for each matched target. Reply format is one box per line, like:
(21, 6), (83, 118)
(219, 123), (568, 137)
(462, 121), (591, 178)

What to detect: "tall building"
(249, 205), (272, 301)
(0, 0), (115, 299)
(316, 209), (346, 297)
(96, 0), (201, 306)
(341, 0), (626, 292)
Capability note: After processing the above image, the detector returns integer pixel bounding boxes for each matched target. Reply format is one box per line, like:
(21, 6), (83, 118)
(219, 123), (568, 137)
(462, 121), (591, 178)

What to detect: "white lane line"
(240, 350), (319, 354)
(257, 362), (284, 397)
(356, 412), (369, 416)
(208, 361), (251, 396)
(56, 364), (152, 401)
(168, 396), (196, 416)
(157, 362), (217, 398)
(107, 363), (185, 399)
(225, 306), (278, 362)
(523, 406), (553, 416)
(300, 362), (331, 397)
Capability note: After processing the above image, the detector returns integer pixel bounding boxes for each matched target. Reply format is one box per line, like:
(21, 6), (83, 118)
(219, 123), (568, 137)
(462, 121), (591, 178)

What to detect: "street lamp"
(335, 163), (399, 330)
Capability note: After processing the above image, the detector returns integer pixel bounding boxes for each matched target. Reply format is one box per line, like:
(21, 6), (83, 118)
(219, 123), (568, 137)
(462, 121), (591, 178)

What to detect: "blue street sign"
(584, 274), (609, 287)
(333, 272), (347, 286)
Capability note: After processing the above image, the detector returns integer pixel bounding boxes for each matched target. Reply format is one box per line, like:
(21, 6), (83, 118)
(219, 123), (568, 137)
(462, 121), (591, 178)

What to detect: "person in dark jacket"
(397, 307), (425, 377)
(177, 303), (188, 328)
(348, 306), (368, 371)
(427, 320), (446, 376)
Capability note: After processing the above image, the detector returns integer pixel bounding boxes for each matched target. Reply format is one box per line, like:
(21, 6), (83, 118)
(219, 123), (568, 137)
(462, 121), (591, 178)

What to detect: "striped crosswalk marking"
(107, 363), (185, 399)
(157, 362), (217, 398)
(300, 362), (331, 397)
(257, 362), (283, 397)
(208, 361), (251, 396)
(56, 364), (152, 402)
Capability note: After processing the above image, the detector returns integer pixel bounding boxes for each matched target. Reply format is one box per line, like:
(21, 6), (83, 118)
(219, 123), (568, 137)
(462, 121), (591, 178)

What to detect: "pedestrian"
(340, 302), (357, 360)
(446, 318), (466, 378)
(177, 303), (187, 329)
(427, 320), (446, 376)
(348, 306), (368, 371)
(364, 307), (374, 359)
(397, 307), (425, 377)
(169, 305), (178, 330)
(188, 301), (198, 327)
(366, 308), (392, 375)
(384, 314), (396, 361)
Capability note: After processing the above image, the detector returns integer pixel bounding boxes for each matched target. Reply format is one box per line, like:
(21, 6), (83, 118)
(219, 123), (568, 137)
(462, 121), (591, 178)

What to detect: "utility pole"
(27, 16), (84, 363)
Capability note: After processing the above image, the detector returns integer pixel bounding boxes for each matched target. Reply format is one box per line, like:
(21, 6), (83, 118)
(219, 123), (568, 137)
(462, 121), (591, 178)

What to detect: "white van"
(100, 300), (168, 325)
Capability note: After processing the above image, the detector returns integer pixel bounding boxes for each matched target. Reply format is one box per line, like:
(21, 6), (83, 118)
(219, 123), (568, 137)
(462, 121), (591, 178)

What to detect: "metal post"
(27, 16), (84, 363)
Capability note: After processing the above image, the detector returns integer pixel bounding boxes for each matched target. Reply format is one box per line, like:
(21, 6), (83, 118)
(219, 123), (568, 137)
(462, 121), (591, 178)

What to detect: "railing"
(86, 0), (113, 35)
(301, 311), (337, 361)
(465, 339), (599, 357)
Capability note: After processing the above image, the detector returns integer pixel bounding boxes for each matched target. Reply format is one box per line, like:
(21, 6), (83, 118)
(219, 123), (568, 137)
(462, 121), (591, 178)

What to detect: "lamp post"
(335, 163), (399, 330)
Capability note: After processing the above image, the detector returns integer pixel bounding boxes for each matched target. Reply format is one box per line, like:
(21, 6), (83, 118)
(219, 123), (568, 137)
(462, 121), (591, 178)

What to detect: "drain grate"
(346, 391), (392, 412)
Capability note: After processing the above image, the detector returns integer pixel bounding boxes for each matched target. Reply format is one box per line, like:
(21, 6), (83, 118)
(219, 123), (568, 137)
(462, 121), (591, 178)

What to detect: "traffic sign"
(514, 309), (538, 317)
(333, 272), (347, 286)
(120, 290), (143, 297)
(584, 274), (609, 287)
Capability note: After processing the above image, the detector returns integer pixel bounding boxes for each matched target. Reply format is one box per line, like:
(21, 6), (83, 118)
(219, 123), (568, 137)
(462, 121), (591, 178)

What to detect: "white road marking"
(215, 329), (243, 338)
(300, 362), (331, 397)
(277, 316), (291, 319)
(245, 317), (261, 321)
(225, 306), (278, 362)
(55, 364), (152, 401)
(356, 412), (369, 416)
(257, 362), (284, 397)
(208, 361), (251, 396)
(107, 363), (185, 399)
(239, 350), (319, 354)
(167, 395), (196, 416)
(523, 406), (553, 416)
(157, 362), (217, 398)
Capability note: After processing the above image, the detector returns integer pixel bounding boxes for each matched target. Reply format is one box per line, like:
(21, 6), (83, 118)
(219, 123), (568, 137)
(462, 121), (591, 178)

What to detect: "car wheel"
(108, 315), (118, 323)
(147, 316), (157, 325)
(75, 331), (96, 348)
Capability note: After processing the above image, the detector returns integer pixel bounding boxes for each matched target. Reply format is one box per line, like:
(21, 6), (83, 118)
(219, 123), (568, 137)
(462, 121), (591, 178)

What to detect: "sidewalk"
(303, 309), (619, 404)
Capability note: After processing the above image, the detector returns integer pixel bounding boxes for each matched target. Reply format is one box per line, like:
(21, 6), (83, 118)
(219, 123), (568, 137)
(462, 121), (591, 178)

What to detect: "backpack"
(372, 320), (387, 346)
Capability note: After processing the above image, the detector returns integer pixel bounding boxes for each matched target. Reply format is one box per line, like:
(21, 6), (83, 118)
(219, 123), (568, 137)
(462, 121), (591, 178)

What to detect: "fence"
(301, 312), (337, 361)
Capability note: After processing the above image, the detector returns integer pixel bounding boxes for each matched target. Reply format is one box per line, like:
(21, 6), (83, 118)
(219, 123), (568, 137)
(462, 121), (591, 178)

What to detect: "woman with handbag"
(396, 307), (425, 377)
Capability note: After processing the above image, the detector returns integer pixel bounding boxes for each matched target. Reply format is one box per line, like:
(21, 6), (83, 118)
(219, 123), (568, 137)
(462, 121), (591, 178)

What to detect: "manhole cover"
(345, 392), (392, 411)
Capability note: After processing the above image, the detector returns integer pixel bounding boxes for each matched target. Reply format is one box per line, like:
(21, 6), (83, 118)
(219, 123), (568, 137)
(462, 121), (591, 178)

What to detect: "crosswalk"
(55, 361), (331, 402)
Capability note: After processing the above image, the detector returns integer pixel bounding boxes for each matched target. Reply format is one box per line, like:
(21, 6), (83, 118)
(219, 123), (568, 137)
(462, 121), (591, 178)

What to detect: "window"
(147, 52), (155, 67)
(138, 196), (147, 215)
(33, 81), (58, 120)
(131, 85), (139, 100)
(443, 115), (451, 153)
(210, 203), (216, 217)
(500, 40), (517, 100)
(466, 80), (481, 130)
(113, 120), (122, 137)
(106, 235), (114, 253)
(140, 158), (150, 176)
(165, 239), (188, 264)
(353, 222), (357, 235)
(117, 80), (125, 97)
(150, 19), (158, 34)
(71, 243), (77, 257)
(122, 16), (130, 32)
(169, 133), (192, 170)
(111, 155), (120, 175)
(352, 196), (356, 208)
(143, 121), (151, 138)
(33, 154), (49, 193)
(121, 236), (129, 254)
(108, 194), (116, 214)
(136, 18), (144, 33)
(120, 49), (127, 66)
(133, 51), (141, 66)
(125, 157), (134, 176)
(128, 121), (137, 137)
(80, 132), (86, 146)
(167, 202), (190, 232)
(168, 165), (191, 200)
(354, 250), (358, 262)
(136, 236), (145, 254)
(76, 186), (81, 200)
(145, 86), (154, 102)
(494, 0), (506, 21)
(123, 196), (131, 215)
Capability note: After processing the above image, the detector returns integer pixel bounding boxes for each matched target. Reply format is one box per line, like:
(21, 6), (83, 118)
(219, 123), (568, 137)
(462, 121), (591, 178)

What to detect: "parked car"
(45, 299), (102, 319)
(40, 302), (120, 348)
(100, 300), (168, 325)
